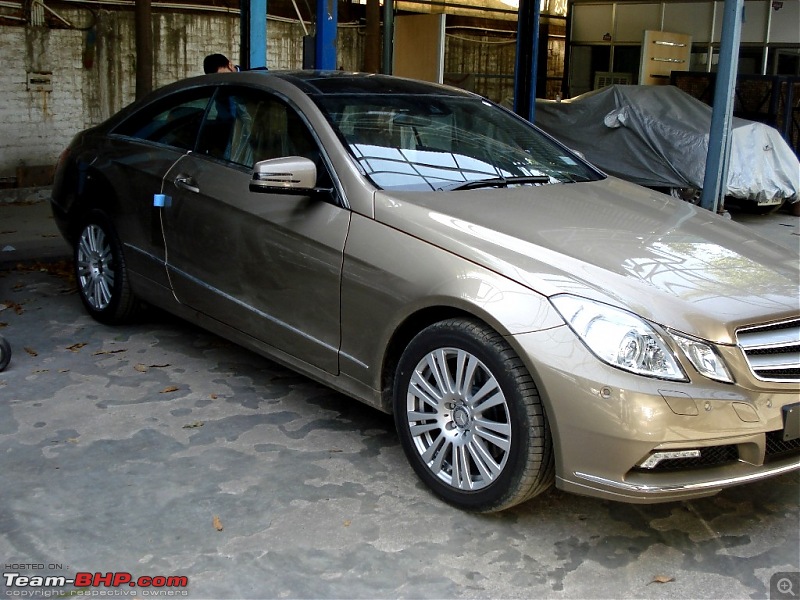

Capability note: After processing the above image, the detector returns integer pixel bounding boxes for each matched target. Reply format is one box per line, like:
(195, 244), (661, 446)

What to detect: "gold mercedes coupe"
(52, 71), (800, 512)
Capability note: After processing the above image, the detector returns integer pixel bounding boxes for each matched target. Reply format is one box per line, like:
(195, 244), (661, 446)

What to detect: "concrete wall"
(1, 20), (92, 181)
(0, 9), (364, 181)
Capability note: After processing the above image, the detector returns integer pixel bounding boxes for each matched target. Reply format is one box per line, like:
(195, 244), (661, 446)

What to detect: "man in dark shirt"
(203, 54), (237, 74)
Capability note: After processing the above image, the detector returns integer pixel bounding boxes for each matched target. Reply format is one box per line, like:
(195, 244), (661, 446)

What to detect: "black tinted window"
(197, 88), (323, 172)
(113, 89), (213, 151)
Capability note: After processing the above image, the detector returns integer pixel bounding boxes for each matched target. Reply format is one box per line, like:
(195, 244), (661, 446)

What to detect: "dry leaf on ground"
(160, 386), (179, 394)
(213, 515), (224, 531)
(135, 363), (171, 373)
(2, 301), (24, 315)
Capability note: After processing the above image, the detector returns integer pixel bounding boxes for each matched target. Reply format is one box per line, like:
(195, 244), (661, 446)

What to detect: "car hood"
(374, 177), (799, 344)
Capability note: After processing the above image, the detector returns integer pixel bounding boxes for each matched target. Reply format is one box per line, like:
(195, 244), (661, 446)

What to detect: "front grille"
(634, 445), (739, 472)
(736, 319), (800, 383)
(765, 430), (800, 461)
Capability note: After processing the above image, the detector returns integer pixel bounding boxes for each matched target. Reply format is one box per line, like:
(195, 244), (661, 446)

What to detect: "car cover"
(534, 85), (799, 203)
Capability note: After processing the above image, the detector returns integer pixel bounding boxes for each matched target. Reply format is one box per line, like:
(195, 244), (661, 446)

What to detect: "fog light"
(638, 449), (701, 469)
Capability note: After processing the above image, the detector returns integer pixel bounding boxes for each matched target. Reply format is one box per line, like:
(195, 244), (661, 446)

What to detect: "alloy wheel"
(405, 347), (511, 491)
(76, 223), (115, 311)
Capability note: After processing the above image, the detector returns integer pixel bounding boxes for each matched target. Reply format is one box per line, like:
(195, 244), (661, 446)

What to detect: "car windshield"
(313, 93), (601, 191)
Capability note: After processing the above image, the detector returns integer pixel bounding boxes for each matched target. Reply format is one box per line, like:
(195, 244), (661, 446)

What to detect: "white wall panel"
(663, 2), (715, 42)
(572, 4), (614, 42)
(769, 0), (800, 43)
(615, 3), (661, 43)
(713, 0), (769, 43)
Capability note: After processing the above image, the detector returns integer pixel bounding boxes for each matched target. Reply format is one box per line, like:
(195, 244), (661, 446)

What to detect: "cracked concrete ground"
(0, 198), (798, 599)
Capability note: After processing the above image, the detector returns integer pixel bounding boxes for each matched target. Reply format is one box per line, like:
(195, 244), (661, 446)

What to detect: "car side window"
(197, 88), (330, 187)
(196, 88), (256, 167)
(113, 90), (213, 151)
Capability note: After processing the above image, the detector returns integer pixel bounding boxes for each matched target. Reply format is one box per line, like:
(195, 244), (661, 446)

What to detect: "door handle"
(174, 175), (200, 194)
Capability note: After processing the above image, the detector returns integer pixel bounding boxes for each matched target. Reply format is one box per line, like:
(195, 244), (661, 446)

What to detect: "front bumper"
(566, 458), (799, 503)
(513, 326), (800, 503)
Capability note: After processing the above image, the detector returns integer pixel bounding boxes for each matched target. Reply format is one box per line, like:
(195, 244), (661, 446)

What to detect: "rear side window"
(113, 89), (213, 151)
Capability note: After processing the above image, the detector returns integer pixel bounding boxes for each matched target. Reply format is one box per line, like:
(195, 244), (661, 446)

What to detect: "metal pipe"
(49, 0), (239, 15)
(395, 0), (516, 16)
(707, 2), (717, 73)
(382, 0), (393, 74)
(134, 0), (153, 99)
(290, 0), (308, 36)
(762, 1), (772, 75)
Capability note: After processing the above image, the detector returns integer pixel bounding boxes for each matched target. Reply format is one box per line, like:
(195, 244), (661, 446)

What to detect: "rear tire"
(393, 318), (554, 512)
(74, 211), (139, 324)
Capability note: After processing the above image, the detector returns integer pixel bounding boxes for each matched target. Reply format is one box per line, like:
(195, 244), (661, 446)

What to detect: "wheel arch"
(379, 303), (553, 418)
(59, 164), (121, 244)
(380, 305), (471, 413)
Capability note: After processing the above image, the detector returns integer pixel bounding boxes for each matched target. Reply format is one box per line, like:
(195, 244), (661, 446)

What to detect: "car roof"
(97, 70), (480, 134)
(264, 70), (475, 98)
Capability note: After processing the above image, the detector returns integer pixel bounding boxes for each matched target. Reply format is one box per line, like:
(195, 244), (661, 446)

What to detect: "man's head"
(203, 54), (235, 74)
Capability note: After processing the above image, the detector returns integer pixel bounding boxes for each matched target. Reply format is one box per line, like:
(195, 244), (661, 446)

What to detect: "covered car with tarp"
(534, 85), (799, 208)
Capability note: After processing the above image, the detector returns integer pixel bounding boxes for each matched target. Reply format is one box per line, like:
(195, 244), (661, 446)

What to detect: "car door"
(160, 86), (350, 374)
(107, 88), (215, 287)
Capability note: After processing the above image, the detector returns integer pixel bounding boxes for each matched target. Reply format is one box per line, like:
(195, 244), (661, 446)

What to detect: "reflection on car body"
(52, 71), (800, 512)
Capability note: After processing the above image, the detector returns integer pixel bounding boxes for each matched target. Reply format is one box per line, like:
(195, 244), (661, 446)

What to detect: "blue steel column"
(316, 0), (338, 70)
(700, 0), (743, 213)
(513, 0), (542, 122)
(249, 0), (267, 69)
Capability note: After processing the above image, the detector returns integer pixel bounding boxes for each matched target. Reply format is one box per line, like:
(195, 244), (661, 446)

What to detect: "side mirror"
(249, 156), (317, 194)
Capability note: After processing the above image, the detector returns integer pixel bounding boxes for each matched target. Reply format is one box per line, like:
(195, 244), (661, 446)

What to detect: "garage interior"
(0, 2), (798, 598)
(1, 0), (798, 197)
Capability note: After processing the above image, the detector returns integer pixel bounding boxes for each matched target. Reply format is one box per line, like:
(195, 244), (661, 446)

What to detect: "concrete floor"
(0, 195), (798, 599)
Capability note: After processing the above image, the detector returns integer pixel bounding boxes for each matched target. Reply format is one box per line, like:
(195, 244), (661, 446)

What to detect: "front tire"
(393, 318), (554, 512)
(74, 211), (139, 324)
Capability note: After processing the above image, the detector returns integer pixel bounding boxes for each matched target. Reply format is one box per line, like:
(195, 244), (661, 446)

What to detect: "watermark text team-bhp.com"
(3, 568), (189, 597)
(4, 566), (797, 598)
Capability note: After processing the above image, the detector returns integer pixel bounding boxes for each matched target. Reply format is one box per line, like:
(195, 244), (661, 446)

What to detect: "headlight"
(668, 330), (733, 383)
(551, 295), (687, 381)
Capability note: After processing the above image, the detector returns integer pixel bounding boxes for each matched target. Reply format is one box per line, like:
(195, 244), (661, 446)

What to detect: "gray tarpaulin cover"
(534, 85), (799, 203)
